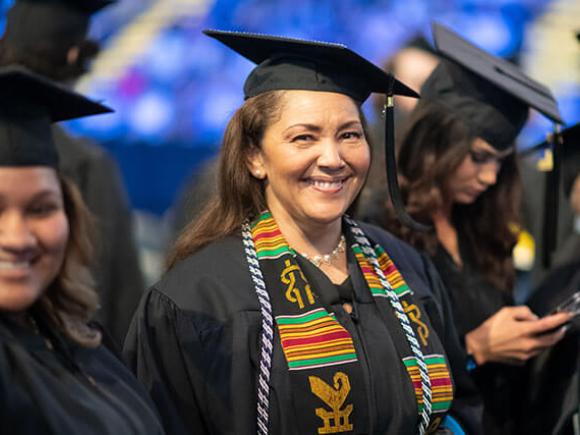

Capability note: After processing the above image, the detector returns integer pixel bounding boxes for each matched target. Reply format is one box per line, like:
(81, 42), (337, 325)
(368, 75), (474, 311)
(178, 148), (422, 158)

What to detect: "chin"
(302, 205), (348, 225)
(0, 289), (41, 312)
(455, 194), (478, 205)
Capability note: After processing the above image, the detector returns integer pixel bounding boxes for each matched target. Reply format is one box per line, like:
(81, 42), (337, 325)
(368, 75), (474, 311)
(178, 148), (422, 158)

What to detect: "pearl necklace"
(300, 235), (346, 267)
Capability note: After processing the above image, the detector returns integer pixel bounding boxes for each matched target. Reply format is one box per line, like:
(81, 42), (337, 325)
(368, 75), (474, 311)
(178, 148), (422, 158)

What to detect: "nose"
(0, 212), (36, 252)
(477, 163), (499, 187)
(317, 140), (346, 170)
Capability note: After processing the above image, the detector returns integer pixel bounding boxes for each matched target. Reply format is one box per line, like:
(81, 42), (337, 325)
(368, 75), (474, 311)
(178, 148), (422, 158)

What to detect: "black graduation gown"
(124, 223), (481, 434)
(431, 233), (524, 435)
(519, 260), (580, 435)
(53, 126), (144, 346)
(0, 313), (165, 435)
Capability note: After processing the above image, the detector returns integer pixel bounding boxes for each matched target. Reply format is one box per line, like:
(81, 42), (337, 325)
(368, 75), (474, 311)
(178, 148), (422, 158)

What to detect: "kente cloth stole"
(251, 212), (367, 434)
(249, 211), (453, 434)
(350, 240), (454, 420)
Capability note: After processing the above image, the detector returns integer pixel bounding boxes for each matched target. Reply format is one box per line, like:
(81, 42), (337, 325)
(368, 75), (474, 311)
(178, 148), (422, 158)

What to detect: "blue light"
(128, 90), (174, 142)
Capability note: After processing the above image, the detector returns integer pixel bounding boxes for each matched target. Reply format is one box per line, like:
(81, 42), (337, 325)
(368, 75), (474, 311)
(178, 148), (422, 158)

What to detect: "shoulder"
(356, 221), (440, 300)
(151, 234), (258, 320)
(358, 221), (426, 269)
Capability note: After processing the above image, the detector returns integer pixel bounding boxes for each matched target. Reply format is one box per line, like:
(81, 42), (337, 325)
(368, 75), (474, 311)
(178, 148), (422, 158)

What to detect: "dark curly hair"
(38, 176), (101, 348)
(382, 100), (522, 291)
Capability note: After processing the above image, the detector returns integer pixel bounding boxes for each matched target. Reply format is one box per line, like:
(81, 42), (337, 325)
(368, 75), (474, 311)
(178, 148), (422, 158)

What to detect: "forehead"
(0, 167), (61, 196)
(276, 90), (361, 123)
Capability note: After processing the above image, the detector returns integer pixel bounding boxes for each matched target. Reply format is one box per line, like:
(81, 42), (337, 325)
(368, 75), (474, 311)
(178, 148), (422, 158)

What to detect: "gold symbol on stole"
(402, 301), (429, 346)
(427, 416), (442, 434)
(281, 259), (315, 309)
(308, 372), (354, 434)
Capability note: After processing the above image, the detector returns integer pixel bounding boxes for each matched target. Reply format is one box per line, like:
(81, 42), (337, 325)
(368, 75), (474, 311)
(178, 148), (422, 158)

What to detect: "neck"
(433, 201), (453, 222)
(268, 209), (343, 257)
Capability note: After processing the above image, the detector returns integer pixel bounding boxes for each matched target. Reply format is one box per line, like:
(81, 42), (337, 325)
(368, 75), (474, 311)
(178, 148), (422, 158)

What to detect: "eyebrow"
(283, 120), (363, 134)
(30, 190), (62, 202)
(0, 189), (61, 206)
(472, 146), (515, 158)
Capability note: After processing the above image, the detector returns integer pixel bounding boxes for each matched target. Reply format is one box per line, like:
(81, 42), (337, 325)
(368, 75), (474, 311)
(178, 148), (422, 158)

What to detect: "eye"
(469, 150), (494, 164)
(340, 130), (363, 141)
(27, 202), (60, 217)
(291, 134), (316, 143)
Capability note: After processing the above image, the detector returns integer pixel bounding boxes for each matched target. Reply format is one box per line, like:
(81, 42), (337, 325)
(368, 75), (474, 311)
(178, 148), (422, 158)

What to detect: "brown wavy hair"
(168, 90), (372, 269)
(384, 101), (522, 291)
(36, 176), (101, 348)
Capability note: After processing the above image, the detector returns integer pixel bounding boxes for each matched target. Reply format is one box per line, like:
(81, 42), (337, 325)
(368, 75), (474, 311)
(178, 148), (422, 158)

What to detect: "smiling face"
(246, 90), (370, 232)
(447, 137), (514, 204)
(0, 167), (69, 312)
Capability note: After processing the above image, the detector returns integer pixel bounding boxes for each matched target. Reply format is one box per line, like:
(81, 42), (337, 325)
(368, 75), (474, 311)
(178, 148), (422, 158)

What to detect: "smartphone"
(539, 291), (580, 335)
(553, 291), (580, 317)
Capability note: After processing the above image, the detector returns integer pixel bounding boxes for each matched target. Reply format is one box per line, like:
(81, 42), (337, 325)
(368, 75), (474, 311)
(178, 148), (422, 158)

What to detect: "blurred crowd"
(0, 0), (579, 434)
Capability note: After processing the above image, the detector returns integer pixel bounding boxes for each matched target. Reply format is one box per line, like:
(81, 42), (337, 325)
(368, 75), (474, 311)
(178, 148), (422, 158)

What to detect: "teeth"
(0, 260), (31, 270)
(311, 180), (344, 189)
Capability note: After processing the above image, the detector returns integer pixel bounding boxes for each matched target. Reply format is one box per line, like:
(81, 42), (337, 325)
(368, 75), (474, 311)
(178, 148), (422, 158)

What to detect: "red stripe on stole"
(431, 378), (452, 387)
(383, 263), (397, 275)
(360, 265), (375, 274)
(253, 229), (282, 240)
(281, 330), (351, 347)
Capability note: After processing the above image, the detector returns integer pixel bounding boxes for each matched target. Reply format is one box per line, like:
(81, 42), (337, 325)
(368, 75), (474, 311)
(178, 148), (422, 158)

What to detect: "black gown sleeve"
(123, 288), (204, 435)
(359, 222), (483, 434)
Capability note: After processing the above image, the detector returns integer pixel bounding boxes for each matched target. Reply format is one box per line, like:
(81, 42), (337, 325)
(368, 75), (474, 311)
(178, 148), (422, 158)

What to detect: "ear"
(66, 45), (80, 66)
(246, 146), (266, 180)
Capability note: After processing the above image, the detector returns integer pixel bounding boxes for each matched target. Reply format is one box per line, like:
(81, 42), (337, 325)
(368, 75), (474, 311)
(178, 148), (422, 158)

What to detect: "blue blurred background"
(2, 0), (578, 216)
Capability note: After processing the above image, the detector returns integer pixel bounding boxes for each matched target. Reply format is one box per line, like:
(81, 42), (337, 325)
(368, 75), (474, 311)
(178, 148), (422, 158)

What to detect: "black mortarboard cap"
(204, 29), (427, 230)
(4, 0), (114, 52)
(203, 29), (419, 102)
(0, 65), (112, 168)
(422, 23), (562, 150)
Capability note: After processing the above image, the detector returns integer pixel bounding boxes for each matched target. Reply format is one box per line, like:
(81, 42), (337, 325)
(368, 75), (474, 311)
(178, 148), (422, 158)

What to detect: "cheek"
(452, 160), (478, 184)
(346, 145), (371, 176)
(42, 214), (70, 262)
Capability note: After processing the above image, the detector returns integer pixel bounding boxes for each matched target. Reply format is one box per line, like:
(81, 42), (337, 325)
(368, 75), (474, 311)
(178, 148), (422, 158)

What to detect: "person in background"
(0, 0), (144, 346)
(520, 123), (580, 435)
(125, 30), (482, 435)
(357, 34), (440, 227)
(0, 66), (164, 435)
(364, 23), (571, 434)
(517, 148), (578, 292)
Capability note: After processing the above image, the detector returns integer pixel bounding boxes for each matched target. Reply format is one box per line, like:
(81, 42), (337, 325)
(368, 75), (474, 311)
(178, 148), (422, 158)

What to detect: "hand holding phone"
(539, 291), (580, 335)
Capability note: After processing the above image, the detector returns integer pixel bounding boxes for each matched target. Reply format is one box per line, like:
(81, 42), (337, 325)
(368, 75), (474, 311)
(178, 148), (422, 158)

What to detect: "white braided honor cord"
(346, 217), (433, 435)
(242, 221), (275, 435)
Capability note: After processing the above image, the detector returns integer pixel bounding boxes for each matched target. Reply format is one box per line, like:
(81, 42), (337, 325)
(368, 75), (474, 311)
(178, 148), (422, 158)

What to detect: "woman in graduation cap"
(0, 66), (165, 435)
(366, 24), (572, 434)
(124, 30), (483, 435)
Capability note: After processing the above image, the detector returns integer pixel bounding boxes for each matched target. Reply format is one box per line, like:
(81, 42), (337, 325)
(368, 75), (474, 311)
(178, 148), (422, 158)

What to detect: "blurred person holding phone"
(365, 23), (572, 434)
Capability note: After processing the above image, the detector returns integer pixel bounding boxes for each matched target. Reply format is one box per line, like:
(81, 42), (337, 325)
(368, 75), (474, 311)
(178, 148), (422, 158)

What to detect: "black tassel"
(541, 124), (562, 269)
(384, 86), (431, 232)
